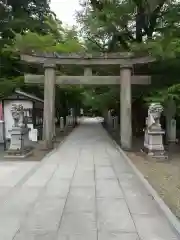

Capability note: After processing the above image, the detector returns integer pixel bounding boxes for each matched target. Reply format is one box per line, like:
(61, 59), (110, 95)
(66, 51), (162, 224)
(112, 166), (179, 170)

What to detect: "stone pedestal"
(144, 130), (165, 157)
(5, 127), (33, 158)
(144, 131), (167, 159)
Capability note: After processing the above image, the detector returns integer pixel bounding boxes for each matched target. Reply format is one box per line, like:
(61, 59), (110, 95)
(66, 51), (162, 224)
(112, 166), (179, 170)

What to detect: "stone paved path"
(0, 118), (179, 240)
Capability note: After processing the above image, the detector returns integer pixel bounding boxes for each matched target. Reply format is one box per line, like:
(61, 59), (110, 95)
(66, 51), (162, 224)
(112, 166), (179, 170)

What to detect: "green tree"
(76, 0), (180, 132)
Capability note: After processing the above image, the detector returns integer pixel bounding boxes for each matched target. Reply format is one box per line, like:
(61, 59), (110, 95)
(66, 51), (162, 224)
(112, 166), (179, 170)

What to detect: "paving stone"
(95, 167), (116, 179)
(59, 212), (97, 235)
(0, 187), (40, 215)
(0, 120), (179, 240)
(58, 232), (97, 240)
(46, 180), (70, 198)
(0, 165), (17, 180)
(23, 198), (66, 231)
(97, 198), (136, 232)
(24, 164), (57, 187)
(14, 230), (57, 240)
(112, 160), (133, 174)
(72, 170), (95, 187)
(96, 179), (123, 198)
(133, 214), (180, 240)
(117, 173), (150, 197)
(76, 165), (94, 171)
(98, 232), (139, 240)
(65, 187), (95, 212)
(0, 216), (20, 240)
(125, 194), (161, 215)
(0, 163), (37, 187)
(52, 167), (75, 180)
(106, 147), (121, 158)
(78, 153), (94, 169)
(76, 153), (94, 170)
(94, 157), (111, 166)
(0, 187), (11, 199)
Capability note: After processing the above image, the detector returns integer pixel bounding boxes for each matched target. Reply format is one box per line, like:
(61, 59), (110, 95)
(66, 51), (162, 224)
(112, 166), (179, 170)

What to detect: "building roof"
(14, 89), (44, 103)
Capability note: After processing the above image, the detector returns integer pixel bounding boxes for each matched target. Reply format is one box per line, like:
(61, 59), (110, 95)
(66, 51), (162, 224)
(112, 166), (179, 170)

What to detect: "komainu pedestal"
(144, 103), (167, 159)
(5, 104), (33, 158)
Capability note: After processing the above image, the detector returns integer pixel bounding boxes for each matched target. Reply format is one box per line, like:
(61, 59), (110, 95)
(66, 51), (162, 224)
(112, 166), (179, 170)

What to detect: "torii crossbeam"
(24, 74), (151, 85)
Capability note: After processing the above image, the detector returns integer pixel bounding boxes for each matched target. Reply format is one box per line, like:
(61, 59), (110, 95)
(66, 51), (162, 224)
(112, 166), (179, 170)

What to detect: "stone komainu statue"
(144, 102), (166, 158)
(11, 104), (25, 127)
(147, 103), (163, 130)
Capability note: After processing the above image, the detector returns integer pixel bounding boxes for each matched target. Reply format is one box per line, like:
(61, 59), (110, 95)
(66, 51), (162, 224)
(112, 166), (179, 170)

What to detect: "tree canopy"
(1, 0), (180, 122)
(0, 0), (86, 119)
(76, 0), (180, 112)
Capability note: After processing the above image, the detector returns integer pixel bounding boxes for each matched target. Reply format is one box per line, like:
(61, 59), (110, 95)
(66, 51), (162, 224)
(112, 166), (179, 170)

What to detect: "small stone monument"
(107, 110), (113, 128)
(80, 108), (84, 116)
(169, 119), (176, 142)
(164, 99), (177, 143)
(112, 116), (118, 130)
(60, 117), (64, 132)
(143, 103), (167, 158)
(66, 115), (69, 127)
(5, 104), (33, 158)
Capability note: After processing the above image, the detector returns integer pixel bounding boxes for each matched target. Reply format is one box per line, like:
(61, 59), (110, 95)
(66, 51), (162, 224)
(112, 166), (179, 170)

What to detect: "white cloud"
(50, 0), (81, 26)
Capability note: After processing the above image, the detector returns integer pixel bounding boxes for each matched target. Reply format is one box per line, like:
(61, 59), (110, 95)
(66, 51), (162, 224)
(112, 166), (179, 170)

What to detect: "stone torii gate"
(21, 52), (154, 150)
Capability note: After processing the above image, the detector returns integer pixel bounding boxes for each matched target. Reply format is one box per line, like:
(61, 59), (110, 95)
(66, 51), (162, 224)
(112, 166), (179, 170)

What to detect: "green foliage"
(1, 0), (180, 121)
(11, 32), (56, 52)
(75, 0), (180, 117)
(78, 0), (180, 56)
(82, 86), (119, 112)
(131, 38), (180, 60)
(0, 2), (84, 105)
(6, 29), (84, 54)
(0, 76), (24, 99)
(0, 0), (53, 98)
(144, 84), (180, 106)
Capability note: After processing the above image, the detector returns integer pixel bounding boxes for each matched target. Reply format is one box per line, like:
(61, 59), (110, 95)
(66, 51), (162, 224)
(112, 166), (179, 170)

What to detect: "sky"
(50, 0), (81, 26)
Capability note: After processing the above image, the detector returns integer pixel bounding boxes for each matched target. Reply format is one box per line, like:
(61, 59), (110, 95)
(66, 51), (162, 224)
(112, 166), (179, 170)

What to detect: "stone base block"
(4, 147), (33, 159)
(142, 147), (168, 160)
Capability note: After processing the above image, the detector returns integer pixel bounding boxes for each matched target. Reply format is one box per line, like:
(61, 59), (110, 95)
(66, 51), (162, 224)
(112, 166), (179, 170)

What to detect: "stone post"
(60, 117), (64, 132)
(103, 109), (108, 125)
(120, 65), (132, 150)
(164, 99), (176, 143)
(107, 110), (112, 128)
(66, 116), (69, 126)
(43, 63), (56, 149)
(113, 116), (118, 130)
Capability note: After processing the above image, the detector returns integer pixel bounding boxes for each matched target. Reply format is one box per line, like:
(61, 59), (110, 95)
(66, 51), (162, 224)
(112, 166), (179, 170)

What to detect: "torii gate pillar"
(43, 63), (56, 149)
(120, 65), (132, 150)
